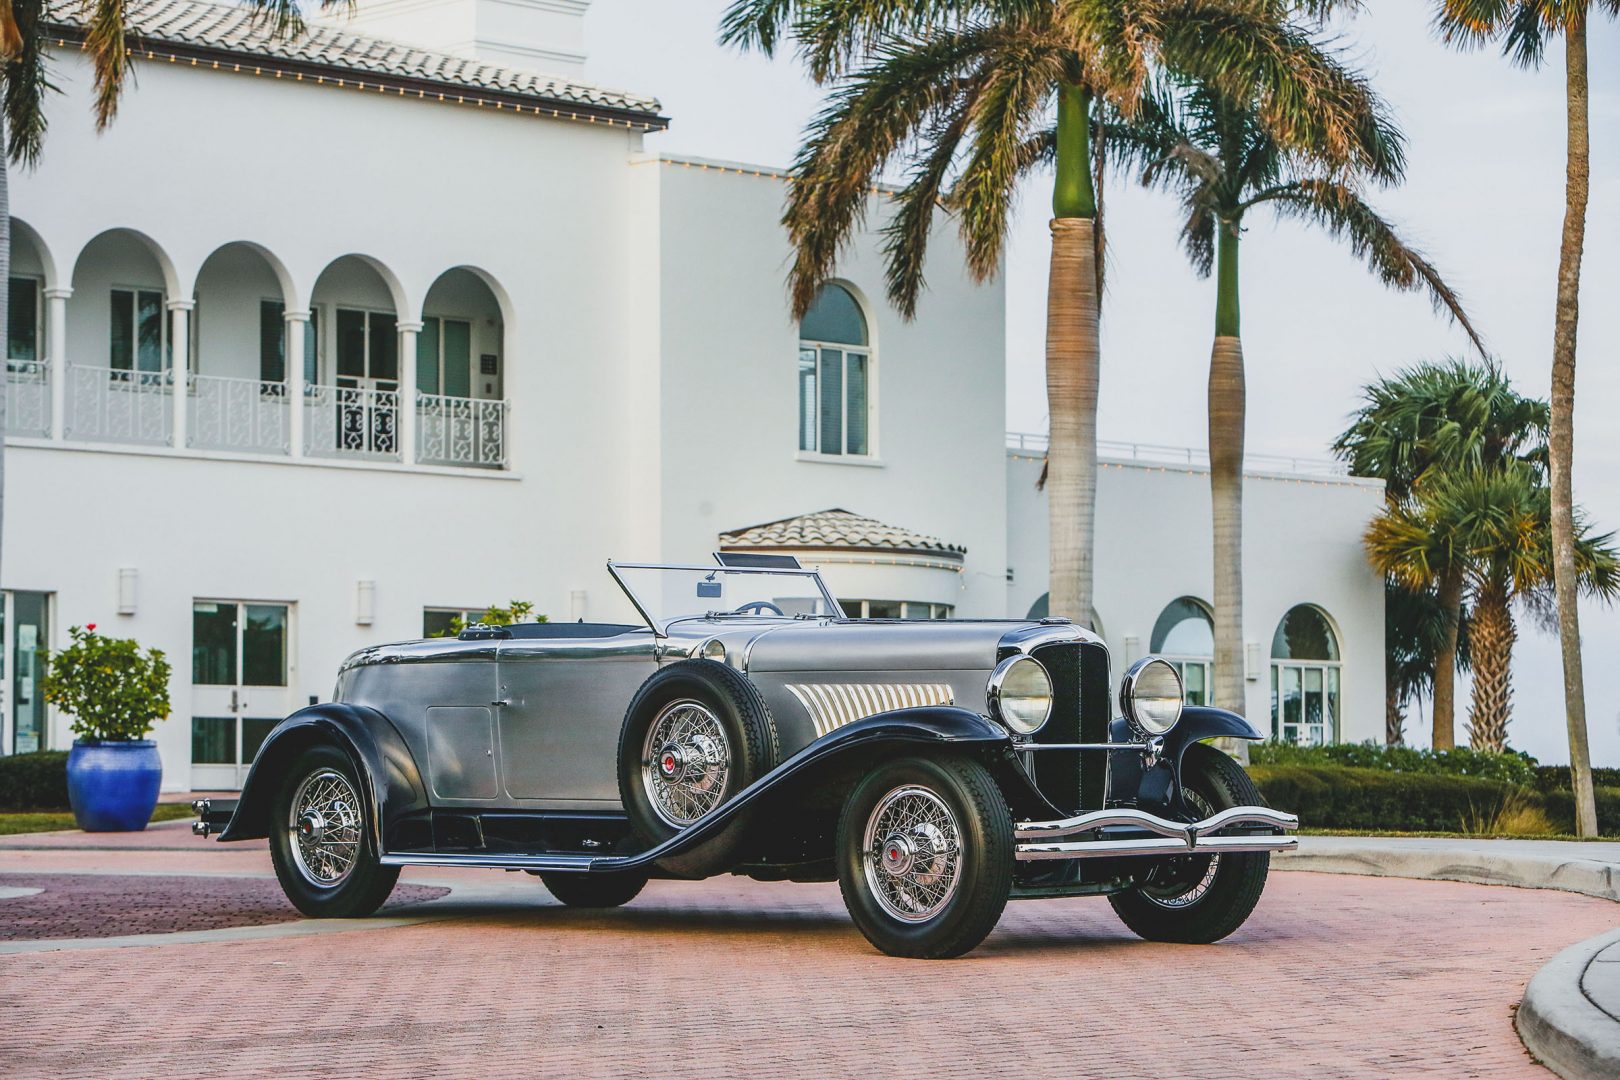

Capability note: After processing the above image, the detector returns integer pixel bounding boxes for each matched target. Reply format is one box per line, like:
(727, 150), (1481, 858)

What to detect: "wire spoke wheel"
(862, 785), (964, 923)
(288, 768), (363, 888)
(641, 699), (732, 828)
(1141, 788), (1220, 909)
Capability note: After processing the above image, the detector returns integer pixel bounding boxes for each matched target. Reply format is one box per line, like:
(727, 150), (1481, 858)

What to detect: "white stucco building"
(2, 0), (1384, 790)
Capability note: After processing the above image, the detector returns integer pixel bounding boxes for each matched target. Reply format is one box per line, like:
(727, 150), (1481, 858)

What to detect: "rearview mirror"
(696, 581), (723, 599)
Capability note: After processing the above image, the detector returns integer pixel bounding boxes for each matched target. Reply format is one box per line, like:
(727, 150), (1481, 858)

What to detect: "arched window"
(1150, 597), (1214, 706)
(798, 284), (872, 457)
(1270, 605), (1341, 745)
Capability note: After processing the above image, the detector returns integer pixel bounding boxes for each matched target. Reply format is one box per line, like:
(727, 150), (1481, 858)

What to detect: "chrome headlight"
(988, 656), (1053, 735)
(1119, 656), (1184, 736)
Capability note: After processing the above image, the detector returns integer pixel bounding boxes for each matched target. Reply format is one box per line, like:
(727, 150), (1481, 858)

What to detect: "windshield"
(608, 562), (844, 634)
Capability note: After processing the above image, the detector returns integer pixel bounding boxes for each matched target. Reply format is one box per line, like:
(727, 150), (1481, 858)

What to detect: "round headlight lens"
(990, 656), (1053, 735)
(700, 638), (727, 662)
(1120, 656), (1184, 736)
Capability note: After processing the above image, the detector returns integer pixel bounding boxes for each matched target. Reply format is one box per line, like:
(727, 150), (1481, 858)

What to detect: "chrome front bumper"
(1013, 805), (1298, 861)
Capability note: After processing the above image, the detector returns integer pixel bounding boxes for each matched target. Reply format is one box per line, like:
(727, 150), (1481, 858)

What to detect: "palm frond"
(881, 106), (974, 318)
(86, 0), (132, 129)
(1256, 179), (1487, 355)
(4, 0), (50, 165)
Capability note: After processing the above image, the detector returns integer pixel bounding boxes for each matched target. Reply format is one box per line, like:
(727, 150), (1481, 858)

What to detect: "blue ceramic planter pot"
(67, 740), (163, 832)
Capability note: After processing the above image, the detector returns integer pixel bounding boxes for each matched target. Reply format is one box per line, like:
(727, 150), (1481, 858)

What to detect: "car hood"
(741, 620), (1037, 674)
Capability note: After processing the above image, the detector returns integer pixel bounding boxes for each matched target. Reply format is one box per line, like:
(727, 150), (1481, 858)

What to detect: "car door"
(495, 635), (657, 805)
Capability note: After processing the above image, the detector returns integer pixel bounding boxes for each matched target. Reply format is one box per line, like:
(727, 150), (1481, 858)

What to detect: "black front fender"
(1108, 706), (1263, 815)
(218, 704), (429, 849)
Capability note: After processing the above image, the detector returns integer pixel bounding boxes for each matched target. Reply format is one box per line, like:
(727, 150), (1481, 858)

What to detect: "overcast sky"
(583, 1), (1620, 766)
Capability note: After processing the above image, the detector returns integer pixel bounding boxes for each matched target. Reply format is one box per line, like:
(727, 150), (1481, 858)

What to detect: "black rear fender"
(218, 704), (429, 847)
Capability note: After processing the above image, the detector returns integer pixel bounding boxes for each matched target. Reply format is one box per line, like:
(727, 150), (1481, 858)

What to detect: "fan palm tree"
(1102, 78), (1484, 719)
(0, 0), (326, 589)
(1382, 578), (1465, 746)
(719, 0), (1382, 627)
(1433, 0), (1618, 831)
(1333, 359), (1545, 748)
(1368, 463), (1618, 752)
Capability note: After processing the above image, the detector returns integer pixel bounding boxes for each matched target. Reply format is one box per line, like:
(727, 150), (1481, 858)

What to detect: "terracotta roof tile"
(47, 0), (663, 119)
(719, 508), (966, 560)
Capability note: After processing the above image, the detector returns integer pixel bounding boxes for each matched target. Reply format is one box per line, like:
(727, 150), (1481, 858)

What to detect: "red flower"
(85, 623), (97, 632)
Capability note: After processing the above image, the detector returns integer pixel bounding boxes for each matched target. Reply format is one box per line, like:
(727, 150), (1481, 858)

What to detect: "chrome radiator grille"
(785, 682), (956, 738)
(1027, 640), (1111, 815)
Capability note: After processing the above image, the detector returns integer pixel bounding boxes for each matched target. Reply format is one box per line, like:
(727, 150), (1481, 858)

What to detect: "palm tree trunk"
(1209, 221), (1246, 726)
(1045, 83), (1099, 627)
(1385, 660), (1405, 746)
(1467, 578), (1515, 753)
(1550, 21), (1596, 836)
(1432, 567), (1462, 750)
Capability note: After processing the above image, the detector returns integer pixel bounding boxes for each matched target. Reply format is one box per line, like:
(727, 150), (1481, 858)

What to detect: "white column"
(397, 320), (422, 464)
(44, 287), (71, 440)
(167, 299), (193, 449)
(285, 309), (310, 458)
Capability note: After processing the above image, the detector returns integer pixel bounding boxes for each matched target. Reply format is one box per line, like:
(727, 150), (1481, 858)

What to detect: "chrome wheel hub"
(287, 769), (362, 887)
(863, 786), (962, 923)
(642, 700), (731, 828)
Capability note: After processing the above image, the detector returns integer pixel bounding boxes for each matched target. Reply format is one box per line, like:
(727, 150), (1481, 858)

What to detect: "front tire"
(836, 755), (1012, 959)
(1108, 742), (1270, 944)
(269, 745), (400, 918)
(538, 872), (648, 908)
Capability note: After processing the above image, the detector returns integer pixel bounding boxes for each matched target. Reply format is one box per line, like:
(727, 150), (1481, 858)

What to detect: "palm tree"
(1433, 1), (1619, 832)
(1369, 463), (1618, 752)
(719, 0), (1382, 627)
(1383, 578), (1465, 746)
(1333, 359), (1546, 748)
(1102, 78), (1484, 719)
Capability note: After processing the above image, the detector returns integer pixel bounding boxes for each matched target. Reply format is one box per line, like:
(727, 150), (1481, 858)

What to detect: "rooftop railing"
(1007, 431), (1351, 479)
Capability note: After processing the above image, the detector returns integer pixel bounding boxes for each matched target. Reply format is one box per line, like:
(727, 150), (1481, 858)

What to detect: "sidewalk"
(1277, 836), (1620, 1080)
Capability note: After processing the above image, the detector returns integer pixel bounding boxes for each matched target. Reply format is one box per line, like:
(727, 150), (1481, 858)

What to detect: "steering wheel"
(732, 600), (785, 616)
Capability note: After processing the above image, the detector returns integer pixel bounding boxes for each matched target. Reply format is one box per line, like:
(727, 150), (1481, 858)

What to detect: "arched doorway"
(7, 219), (56, 437)
(308, 255), (403, 459)
(190, 242), (295, 454)
(417, 266), (507, 468)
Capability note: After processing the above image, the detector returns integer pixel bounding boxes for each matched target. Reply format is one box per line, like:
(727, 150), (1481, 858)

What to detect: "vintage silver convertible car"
(194, 556), (1297, 958)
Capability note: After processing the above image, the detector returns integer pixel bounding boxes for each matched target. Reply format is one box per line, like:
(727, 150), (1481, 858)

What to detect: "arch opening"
(1270, 604), (1342, 745)
(307, 255), (403, 459)
(798, 282), (873, 458)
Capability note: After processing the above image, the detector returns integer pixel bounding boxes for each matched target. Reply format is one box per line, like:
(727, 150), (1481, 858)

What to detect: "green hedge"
(1249, 741), (1538, 786)
(1531, 765), (1620, 794)
(0, 751), (70, 811)
(1249, 764), (1620, 835)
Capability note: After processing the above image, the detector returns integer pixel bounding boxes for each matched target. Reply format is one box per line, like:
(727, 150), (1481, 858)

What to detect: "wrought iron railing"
(66, 364), (172, 445)
(188, 373), (291, 455)
(1005, 431), (1349, 479)
(303, 383), (401, 460)
(6, 360), (51, 438)
(416, 393), (507, 469)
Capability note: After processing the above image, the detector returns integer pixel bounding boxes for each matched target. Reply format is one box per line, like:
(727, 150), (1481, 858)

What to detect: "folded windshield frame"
(606, 560), (845, 635)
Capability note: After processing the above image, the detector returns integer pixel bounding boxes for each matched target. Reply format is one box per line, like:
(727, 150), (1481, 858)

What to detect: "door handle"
(490, 699), (510, 708)
(230, 688), (239, 713)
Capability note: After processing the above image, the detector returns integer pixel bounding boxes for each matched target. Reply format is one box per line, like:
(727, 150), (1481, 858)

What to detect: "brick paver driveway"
(1, 825), (1613, 1078)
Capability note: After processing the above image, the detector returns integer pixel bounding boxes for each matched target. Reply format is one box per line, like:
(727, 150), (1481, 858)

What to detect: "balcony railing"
(66, 364), (172, 445)
(1006, 431), (1349, 479)
(417, 392), (507, 469)
(188, 373), (291, 455)
(6, 360), (51, 438)
(303, 383), (401, 461)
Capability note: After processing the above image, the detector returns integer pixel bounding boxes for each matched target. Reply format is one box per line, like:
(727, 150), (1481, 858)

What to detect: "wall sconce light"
(356, 579), (376, 626)
(117, 567), (138, 615)
(1245, 641), (1261, 681)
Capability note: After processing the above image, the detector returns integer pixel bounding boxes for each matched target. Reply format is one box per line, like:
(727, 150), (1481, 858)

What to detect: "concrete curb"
(1273, 842), (1620, 902)
(1516, 928), (1620, 1080)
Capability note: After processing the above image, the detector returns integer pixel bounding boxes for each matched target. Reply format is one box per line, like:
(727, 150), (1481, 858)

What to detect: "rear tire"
(1108, 742), (1270, 944)
(539, 872), (648, 909)
(836, 755), (1012, 959)
(269, 744), (400, 918)
(617, 660), (779, 878)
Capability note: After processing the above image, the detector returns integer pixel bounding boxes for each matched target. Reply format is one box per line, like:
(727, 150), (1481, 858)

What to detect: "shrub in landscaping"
(0, 751), (70, 811)
(1248, 765), (1545, 833)
(1535, 786), (1620, 835)
(1529, 765), (1620, 794)
(39, 625), (171, 741)
(1249, 740), (1537, 787)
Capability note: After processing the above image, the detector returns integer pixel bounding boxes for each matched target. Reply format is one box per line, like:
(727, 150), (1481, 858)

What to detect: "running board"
(1013, 805), (1298, 862)
(379, 851), (632, 872)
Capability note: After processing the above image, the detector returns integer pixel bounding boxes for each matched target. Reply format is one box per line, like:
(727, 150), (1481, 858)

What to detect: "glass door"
(191, 601), (292, 790)
(2, 591), (51, 754)
(334, 308), (398, 454)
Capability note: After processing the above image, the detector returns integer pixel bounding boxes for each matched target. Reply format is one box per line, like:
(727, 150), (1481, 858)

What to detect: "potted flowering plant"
(38, 624), (172, 831)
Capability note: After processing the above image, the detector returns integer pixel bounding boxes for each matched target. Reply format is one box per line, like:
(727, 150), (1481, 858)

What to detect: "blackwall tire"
(617, 659), (779, 878)
(538, 872), (649, 908)
(269, 744), (400, 918)
(836, 755), (1013, 959)
(1108, 742), (1271, 944)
